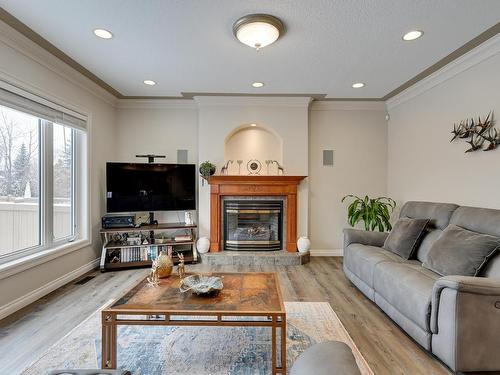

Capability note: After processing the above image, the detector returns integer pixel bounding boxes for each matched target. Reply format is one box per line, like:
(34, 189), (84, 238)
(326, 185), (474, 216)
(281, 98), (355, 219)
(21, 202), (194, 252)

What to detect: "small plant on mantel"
(341, 195), (396, 232)
(199, 161), (216, 185)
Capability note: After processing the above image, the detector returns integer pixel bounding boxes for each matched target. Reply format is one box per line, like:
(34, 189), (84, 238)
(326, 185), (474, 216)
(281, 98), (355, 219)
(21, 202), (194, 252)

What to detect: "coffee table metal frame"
(102, 272), (286, 374)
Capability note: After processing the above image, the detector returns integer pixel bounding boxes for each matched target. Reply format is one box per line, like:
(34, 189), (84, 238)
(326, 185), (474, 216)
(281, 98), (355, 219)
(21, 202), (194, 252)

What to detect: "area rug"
(21, 302), (372, 375)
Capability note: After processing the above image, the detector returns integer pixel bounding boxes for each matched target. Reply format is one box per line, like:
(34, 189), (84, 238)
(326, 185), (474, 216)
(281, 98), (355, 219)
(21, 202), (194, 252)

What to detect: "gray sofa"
(343, 201), (500, 373)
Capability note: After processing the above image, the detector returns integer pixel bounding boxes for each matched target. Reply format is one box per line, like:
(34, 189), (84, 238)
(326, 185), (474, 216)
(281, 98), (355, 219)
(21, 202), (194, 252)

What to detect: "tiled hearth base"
(199, 250), (310, 266)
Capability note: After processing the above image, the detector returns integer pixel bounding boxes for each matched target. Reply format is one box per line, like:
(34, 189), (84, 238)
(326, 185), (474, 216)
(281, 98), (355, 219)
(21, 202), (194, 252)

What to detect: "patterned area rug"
(22, 302), (372, 375)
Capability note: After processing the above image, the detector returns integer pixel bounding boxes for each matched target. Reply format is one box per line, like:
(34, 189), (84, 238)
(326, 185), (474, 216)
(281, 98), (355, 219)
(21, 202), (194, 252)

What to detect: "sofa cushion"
(398, 201), (459, 264)
(399, 201), (459, 230)
(344, 244), (403, 289)
(373, 262), (440, 331)
(449, 206), (500, 237)
(423, 225), (500, 276)
(383, 218), (429, 259)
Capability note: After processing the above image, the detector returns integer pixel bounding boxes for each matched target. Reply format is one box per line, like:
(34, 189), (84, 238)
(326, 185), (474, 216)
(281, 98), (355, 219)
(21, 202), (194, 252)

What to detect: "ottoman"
(291, 341), (361, 375)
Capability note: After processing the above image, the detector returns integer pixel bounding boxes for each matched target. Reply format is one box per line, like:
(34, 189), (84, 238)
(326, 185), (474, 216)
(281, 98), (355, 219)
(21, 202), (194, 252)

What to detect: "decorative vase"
(297, 237), (311, 253)
(197, 237), (210, 254)
(156, 250), (173, 278)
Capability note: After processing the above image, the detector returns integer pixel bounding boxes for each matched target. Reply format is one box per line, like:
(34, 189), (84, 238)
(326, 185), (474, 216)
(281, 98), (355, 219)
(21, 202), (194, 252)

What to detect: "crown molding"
(194, 95), (313, 108)
(387, 33), (500, 110)
(1, 6), (498, 105)
(0, 18), (118, 107)
(116, 98), (197, 109)
(311, 100), (386, 111)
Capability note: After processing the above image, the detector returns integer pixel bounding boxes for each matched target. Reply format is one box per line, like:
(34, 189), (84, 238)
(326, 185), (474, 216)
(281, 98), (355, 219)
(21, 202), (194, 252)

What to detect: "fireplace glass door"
(223, 200), (283, 251)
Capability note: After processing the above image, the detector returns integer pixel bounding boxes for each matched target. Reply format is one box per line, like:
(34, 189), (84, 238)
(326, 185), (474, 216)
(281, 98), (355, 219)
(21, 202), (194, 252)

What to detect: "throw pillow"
(423, 225), (500, 276)
(383, 218), (429, 259)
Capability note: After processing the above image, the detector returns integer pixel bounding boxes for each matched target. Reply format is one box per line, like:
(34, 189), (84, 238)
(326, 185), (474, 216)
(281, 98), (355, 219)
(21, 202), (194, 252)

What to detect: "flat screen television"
(106, 162), (196, 213)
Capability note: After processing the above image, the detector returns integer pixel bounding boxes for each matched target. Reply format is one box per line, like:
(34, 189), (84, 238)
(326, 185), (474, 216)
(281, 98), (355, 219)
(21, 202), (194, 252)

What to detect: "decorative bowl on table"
(179, 275), (223, 296)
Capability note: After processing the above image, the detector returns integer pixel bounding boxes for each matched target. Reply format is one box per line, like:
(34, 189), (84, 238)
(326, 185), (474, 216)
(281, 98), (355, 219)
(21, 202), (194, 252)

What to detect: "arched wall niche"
(224, 123), (283, 175)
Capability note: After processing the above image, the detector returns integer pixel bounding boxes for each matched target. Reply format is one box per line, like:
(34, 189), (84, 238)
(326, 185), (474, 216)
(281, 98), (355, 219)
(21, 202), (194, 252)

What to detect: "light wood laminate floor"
(0, 257), (453, 375)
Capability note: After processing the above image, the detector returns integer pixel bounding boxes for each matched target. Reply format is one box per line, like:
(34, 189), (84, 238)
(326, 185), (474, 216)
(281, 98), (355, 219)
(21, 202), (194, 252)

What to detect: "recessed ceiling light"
(93, 28), (113, 39)
(402, 30), (423, 41)
(233, 14), (285, 50)
(252, 82), (264, 88)
(143, 80), (156, 86)
(250, 123), (257, 127)
(352, 82), (365, 89)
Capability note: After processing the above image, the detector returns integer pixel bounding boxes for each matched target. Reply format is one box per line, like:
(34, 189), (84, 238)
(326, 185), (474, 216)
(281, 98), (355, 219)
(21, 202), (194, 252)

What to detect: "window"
(53, 123), (74, 240)
(0, 84), (87, 263)
(0, 107), (40, 256)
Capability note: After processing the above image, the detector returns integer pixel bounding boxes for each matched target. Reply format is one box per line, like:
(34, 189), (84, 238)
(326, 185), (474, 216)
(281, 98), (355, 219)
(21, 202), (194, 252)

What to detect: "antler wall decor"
(450, 112), (499, 152)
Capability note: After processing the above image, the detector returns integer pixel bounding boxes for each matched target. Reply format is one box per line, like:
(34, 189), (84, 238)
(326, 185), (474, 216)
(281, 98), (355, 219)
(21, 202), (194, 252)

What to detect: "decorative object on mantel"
(196, 236), (210, 254)
(271, 160), (284, 175)
(342, 195), (396, 232)
(450, 112), (499, 152)
(179, 274), (224, 296)
(247, 159), (262, 174)
(237, 159), (243, 174)
(156, 249), (173, 278)
(297, 237), (311, 253)
(220, 160), (233, 175)
(199, 161), (216, 185)
(265, 160), (272, 174)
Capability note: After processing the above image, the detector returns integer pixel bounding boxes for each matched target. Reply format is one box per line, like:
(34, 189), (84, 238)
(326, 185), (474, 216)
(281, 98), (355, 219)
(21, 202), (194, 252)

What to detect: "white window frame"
(0, 81), (90, 273)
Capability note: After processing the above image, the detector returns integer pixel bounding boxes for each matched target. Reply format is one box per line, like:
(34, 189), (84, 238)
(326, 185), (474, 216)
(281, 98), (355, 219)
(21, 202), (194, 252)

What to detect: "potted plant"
(199, 161), (216, 185)
(341, 195), (396, 232)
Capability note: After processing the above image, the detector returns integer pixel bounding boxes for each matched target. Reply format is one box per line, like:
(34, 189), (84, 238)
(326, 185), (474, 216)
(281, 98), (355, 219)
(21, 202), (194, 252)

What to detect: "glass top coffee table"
(101, 272), (286, 374)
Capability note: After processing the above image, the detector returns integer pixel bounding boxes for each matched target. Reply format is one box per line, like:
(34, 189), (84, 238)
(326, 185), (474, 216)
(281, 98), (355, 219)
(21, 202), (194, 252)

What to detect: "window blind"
(0, 81), (87, 131)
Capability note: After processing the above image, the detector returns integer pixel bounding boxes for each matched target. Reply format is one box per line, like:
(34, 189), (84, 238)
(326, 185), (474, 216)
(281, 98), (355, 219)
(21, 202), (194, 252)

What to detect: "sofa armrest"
(430, 275), (500, 372)
(343, 228), (388, 249)
(431, 276), (500, 333)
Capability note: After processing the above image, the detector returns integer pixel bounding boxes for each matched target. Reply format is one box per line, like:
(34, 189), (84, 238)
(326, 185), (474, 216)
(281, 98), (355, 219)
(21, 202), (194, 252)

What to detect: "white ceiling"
(1, 0), (499, 98)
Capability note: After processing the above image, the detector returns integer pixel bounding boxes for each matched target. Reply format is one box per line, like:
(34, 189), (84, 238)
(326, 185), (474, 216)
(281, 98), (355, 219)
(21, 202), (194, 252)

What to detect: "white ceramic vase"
(297, 237), (311, 253)
(196, 237), (210, 254)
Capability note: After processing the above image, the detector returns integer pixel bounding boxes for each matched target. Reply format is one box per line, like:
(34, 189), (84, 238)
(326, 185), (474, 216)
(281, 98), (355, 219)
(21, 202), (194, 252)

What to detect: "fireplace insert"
(223, 200), (283, 251)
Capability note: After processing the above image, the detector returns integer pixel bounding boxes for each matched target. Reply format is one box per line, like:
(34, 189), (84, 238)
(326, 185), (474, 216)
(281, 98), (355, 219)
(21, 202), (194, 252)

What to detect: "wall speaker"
(323, 150), (334, 166)
(177, 149), (188, 164)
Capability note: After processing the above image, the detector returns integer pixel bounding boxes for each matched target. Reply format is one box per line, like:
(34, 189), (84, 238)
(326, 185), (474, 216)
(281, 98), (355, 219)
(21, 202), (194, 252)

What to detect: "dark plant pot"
(199, 166), (216, 180)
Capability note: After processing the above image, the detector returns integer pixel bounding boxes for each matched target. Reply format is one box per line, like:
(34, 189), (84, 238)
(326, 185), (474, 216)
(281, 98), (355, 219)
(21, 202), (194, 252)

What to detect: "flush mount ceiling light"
(143, 80), (156, 86)
(402, 30), (423, 41)
(93, 28), (113, 39)
(252, 82), (264, 88)
(233, 14), (285, 50)
(352, 82), (365, 88)
(250, 123), (257, 127)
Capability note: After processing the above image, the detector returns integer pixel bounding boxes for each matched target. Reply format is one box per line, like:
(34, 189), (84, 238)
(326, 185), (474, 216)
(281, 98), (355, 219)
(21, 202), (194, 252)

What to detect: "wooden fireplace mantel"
(208, 175), (307, 252)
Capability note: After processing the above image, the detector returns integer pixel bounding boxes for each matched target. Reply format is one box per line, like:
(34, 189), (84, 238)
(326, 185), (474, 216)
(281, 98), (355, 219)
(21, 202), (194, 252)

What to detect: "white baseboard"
(0, 258), (99, 320)
(310, 249), (343, 257)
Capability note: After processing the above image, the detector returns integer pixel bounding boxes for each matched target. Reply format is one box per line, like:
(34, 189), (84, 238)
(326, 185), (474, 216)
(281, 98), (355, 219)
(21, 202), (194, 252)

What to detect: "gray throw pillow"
(383, 218), (429, 259)
(423, 225), (500, 276)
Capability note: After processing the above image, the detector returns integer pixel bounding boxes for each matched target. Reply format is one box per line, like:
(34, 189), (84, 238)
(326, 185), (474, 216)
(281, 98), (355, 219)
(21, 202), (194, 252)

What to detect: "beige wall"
(309, 102), (388, 251)
(115, 103), (198, 163)
(0, 21), (116, 310)
(387, 40), (500, 209)
(114, 102), (198, 223)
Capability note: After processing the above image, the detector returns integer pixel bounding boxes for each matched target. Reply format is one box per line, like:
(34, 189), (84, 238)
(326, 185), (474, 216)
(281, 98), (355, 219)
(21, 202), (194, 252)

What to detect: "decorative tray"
(179, 275), (223, 296)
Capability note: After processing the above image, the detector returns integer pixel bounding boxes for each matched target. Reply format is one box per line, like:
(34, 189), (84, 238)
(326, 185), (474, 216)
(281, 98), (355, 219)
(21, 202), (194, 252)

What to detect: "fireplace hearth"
(223, 200), (283, 251)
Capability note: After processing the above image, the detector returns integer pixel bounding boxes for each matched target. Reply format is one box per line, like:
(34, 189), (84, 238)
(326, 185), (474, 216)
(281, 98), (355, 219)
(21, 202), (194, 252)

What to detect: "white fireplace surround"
(196, 96), (311, 240)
